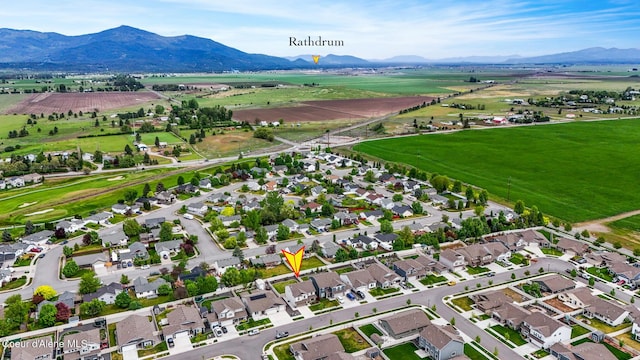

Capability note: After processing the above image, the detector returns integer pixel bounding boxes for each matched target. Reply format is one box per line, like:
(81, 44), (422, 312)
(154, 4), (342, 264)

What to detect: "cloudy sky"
(1, 0), (638, 59)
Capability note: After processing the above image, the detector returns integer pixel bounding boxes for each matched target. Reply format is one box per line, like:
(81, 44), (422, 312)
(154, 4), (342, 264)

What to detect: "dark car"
(167, 338), (175, 347)
(221, 326), (228, 333)
(356, 290), (365, 299)
(276, 331), (289, 339)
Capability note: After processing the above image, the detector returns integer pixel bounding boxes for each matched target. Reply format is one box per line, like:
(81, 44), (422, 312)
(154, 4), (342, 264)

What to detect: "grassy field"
(383, 342), (423, 360)
(609, 215), (640, 232)
(333, 328), (369, 353)
(354, 119), (640, 223)
(189, 128), (278, 158)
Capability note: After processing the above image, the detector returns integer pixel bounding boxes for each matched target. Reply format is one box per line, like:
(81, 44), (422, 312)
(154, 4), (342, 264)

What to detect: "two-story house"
(61, 328), (101, 360)
(284, 280), (318, 308)
(206, 297), (248, 327)
(116, 314), (158, 353)
(162, 305), (206, 340)
(418, 324), (464, 360)
(310, 272), (346, 299)
(520, 312), (571, 349)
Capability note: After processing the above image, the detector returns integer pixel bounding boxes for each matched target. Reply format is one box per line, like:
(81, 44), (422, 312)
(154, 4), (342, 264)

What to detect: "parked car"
(487, 272), (495, 277)
(337, 295), (344, 304)
(167, 338), (175, 348)
(346, 292), (356, 301)
(448, 281), (457, 286)
(141, 265), (150, 270)
(214, 327), (224, 337)
(248, 329), (260, 336)
(356, 290), (365, 299)
(275, 331), (289, 339)
(183, 213), (194, 220)
(221, 326), (228, 334)
(60, 240), (68, 245)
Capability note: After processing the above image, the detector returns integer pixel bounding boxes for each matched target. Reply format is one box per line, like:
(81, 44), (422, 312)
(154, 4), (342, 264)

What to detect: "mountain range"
(0, 26), (638, 72)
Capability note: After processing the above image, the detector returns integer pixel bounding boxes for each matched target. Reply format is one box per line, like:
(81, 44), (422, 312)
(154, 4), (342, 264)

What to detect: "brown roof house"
(162, 305), (206, 340)
(285, 280), (318, 308)
(532, 275), (575, 294)
(60, 328), (101, 360)
(10, 335), (55, 360)
(393, 259), (427, 281)
(340, 269), (376, 293)
(414, 254), (448, 274)
(206, 297), (248, 328)
(520, 312), (571, 349)
(438, 249), (466, 272)
(379, 309), (431, 339)
(310, 272), (347, 299)
(241, 290), (286, 319)
(555, 238), (589, 256)
(289, 334), (350, 360)
(116, 314), (158, 353)
(457, 242), (510, 267)
(491, 302), (531, 330)
(418, 324), (464, 360)
(550, 342), (617, 360)
(472, 289), (512, 313)
(583, 296), (630, 326)
(558, 287), (595, 310)
(366, 262), (402, 289)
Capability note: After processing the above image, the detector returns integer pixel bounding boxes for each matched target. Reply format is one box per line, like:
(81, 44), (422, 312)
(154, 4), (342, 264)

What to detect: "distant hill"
(287, 54), (369, 65)
(0, 25), (300, 72)
(506, 47), (640, 64)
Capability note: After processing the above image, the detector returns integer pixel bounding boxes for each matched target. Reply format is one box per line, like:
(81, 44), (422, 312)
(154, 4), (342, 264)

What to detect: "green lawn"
(579, 317), (631, 334)
(359, 324), (382, 339)
(1, 276), (27, 290)
(604, 342), (632, 360)
(489, 324), (527, 346)
(532, 349), (550, 359)
(586, 267), (614, 282)
(420, 274), (447, 285)
(258, 264), (291, 278)
(383, 342), (424, 360)
(333, 328), (370, 353)
(541, 248), (564, 257)
(451, 296), (475, 311)
(354, 118), (640, 223)
(464, 343), (491, 360)
(300, 256), (326, 271)
(467, 266), (490, 275)
(510, 253), (529, 265)
(309, 298), (339, 312)
(108, 323), (117, 347)
(137, 342), (167, 357)
(13, 255), (34, 267)
(571, 324), (591, 338)
(369, 287), (400, 297)
(236, 318), (272, 331)
(272, 279), (298, 294)
(609, 214), (640, 233)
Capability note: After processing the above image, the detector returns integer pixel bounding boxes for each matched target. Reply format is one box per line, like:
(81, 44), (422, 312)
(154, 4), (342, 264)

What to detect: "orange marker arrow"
(312, 55), (320, 64)
(282, 246), (305, 277)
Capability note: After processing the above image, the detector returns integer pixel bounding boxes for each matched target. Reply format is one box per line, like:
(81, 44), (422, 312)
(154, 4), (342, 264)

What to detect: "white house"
(187, 202), (208, 215)
(521, 312), (571, 349)
(284, 280), (317, 308)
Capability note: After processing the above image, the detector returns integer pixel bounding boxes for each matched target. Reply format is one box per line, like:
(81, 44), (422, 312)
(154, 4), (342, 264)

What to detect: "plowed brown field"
(5, 92), (161, 114)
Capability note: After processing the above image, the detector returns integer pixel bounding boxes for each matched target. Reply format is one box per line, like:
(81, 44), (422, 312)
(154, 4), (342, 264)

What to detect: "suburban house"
(10, 335), (54, 360)
(118, 242), (149, 266)
(310, 271), (347, 299)
(352, 235), (378, 250)
(438, 249), (466, 272)
(187, 202), (208, 215)
(319, 241), (341, 259)
(241, 290), (285, 319)
(213, 257), (242, 275)
(133, 277), (168, 299)
(310, 218), (332, 232)
(488, 231), (530, 251)
(583, 295), (630, 326)
(532, 275), (576, 294)
(144, 217), (165, 229)
(550, 342), (617, 360)
(520, 312), (571, 349)
(392, 205), (414, 218)
(82, 282), (123, 305)
(491, 302), (531, 330)
(84, 212), (113, 225)
(473, 290), (513, 313)
(414, 255), (448, 274)
(21, 230), (54, 246)
(393, 259), (427, 281)
(56, 219), (85, 234)
(379, 309), (431, 339)
(206, 297), (248, 327)
(156, 191), (176, 204)
(340, 269), (377, 293)
(334, 212), (359, 226)
(360, 209), (384, 222)
(457, 242), (510, 266)
(418, 324), (464, 360)
(116, 314), (159, 353)
(558, 287), (594, 309)
(585, 251), (627, 268)
(60, 328), (101, 360)
(300, 202), (322, 214)
(249, 254), (282, 268)
(366, 262), (402, 288)
(154, 240), (182, 259)
(289, 334), (349, 360)
(162, 305), (206, 340)
(37, 291), (76, 319)
(284, 280), (318, 308)
(101, 228), (128, 247)
(608, 262), (640, 286)
(555, 238), (589, 256)
(111, 203), (130, 214)
(73, 253), (109, 273)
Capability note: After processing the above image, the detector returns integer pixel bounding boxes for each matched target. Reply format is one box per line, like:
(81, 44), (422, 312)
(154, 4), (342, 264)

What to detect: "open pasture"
(5, 91), (161, 114)
(188, 129), (279, 158)
(354, 119), (640, 223)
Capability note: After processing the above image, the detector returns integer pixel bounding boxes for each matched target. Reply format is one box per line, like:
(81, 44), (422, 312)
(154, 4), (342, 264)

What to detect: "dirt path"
(574, 209), (640, 233)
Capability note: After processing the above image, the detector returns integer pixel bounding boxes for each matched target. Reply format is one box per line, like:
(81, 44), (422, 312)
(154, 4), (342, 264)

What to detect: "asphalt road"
(162, 257), (574, 360)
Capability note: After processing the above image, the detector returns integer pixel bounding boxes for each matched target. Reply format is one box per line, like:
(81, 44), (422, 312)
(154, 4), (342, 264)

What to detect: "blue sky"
(1, 0), (638, 59)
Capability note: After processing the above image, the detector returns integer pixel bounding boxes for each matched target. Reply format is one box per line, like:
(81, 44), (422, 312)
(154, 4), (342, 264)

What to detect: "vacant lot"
(6, 92), (161, 114)
(355, 119), (640, 223)
(232, 96), (433, 123)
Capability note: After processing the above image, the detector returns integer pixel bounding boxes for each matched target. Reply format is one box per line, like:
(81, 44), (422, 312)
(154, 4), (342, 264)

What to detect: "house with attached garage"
(55, 219), (85, 234)
(144, 217), (165, 229)
(187, 201), (208, 215)
(520, 312), (571, 349)
(73, 252), (109, 273)
(392, 205), (413, 218)
(310, 271), (347, 299)
(360, 209), (384, 222)
(491, 302), (531, 330)
(581, 293), (631, 326)
(550, 342), (617, 360)
(154, 239), (182, 259)
(10, 334), (55, 360)
(111, 203), (130, 215)
(101, 228), (128, 247)
(289, 334), (350, 360)
(319, 241), (341, 259)
(334, 212), (359, 226)
(285, 280), (318, 308)
(457, 242), (510, 267)
(352, 234), (378, 250)
(608, 262), (640, 286)
(116, 314), (159, 353)
(414, 254), (448, 274)
(133, 277), (168, 299)
(162, 305), (206, 340)
(84, 211), (113, 225)
(473, 289), (513, 313)
(341, 268), (377, 293)
(82, 282), (123, 305)
(206, 297), (248, 327)
(118, 242), (149, 267)
(379, 309), (431, 339)
(21, 230), (54, 246)
(393, 258), (427, 281)
(241, 290), (285, 319)
(555, 237), (589, 256)
(366, 262), (402, 288)
(418, 324), (464, 360)
(310, 218), (332, 232)
(281, 219), (299, 232)
(37, 291), (76, 319)
(213, 257), (242, 275)
(438, 249), (467, 272)
(531, 274), (575, 294)
(60, 327), (102, 360)
(249, 254), (282, 268)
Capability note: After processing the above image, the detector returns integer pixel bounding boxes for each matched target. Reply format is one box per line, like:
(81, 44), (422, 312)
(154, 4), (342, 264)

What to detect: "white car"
(337, 295), (344, 304)
(141, 265), (150, 270)
(248, 329), (260, 336)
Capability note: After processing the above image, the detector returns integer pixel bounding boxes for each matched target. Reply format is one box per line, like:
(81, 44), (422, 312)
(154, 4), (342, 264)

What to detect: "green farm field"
(354, 118), (640, 223)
